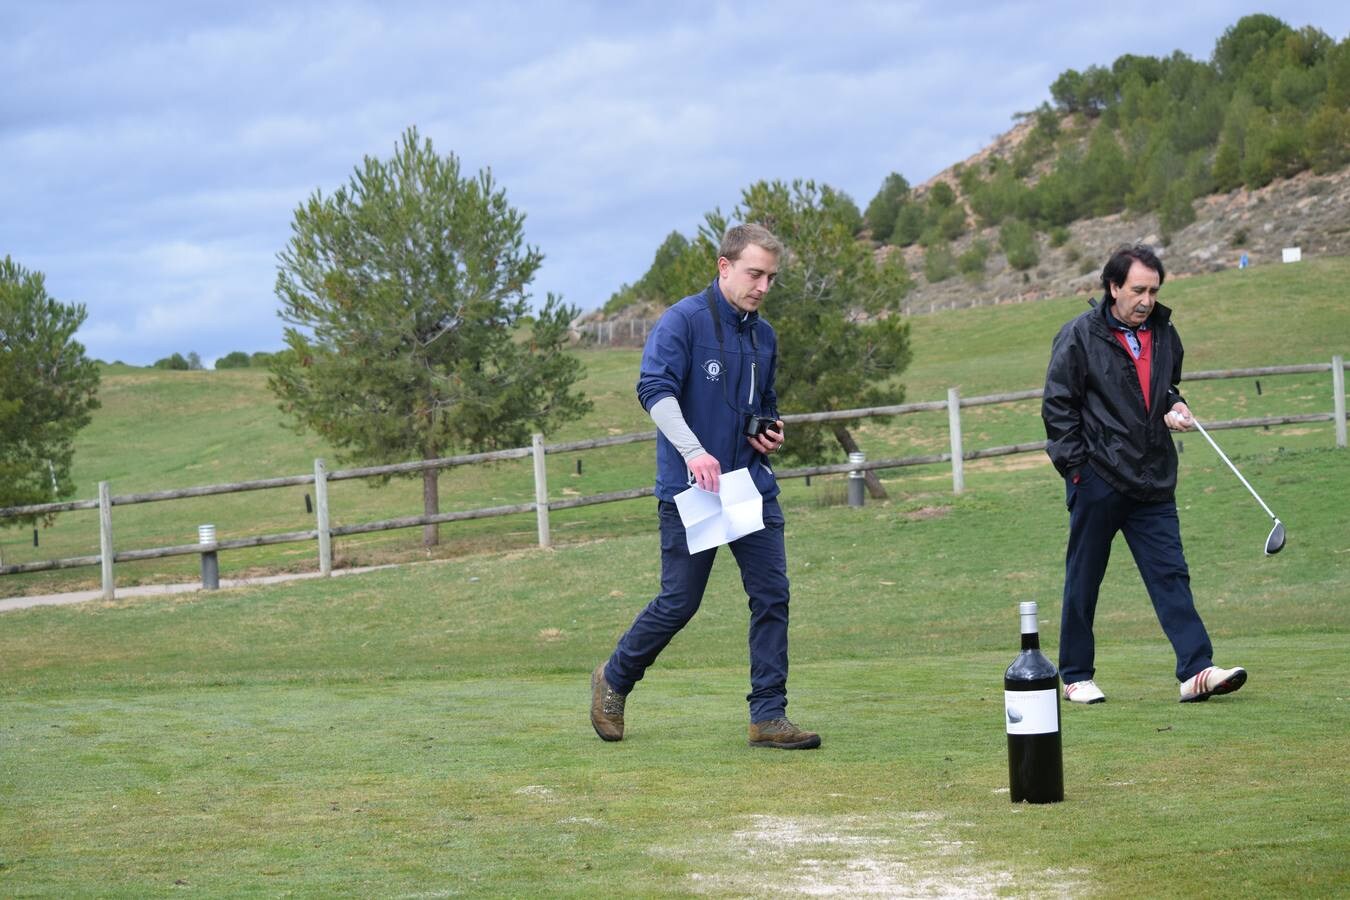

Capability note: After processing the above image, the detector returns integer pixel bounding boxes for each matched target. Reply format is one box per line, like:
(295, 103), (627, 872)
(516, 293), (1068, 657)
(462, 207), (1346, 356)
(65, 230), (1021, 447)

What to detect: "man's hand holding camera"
(748, 418), (784, 456)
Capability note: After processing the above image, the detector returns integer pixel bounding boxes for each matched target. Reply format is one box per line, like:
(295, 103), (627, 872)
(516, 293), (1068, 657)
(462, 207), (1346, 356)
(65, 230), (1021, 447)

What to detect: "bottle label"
(1004, 689), (1059, 735)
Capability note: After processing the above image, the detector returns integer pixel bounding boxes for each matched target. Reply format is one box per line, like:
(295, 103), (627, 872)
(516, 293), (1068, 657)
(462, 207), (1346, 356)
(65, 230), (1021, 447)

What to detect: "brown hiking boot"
(590, 663), (626, 742)
(748, 717), (821, 750)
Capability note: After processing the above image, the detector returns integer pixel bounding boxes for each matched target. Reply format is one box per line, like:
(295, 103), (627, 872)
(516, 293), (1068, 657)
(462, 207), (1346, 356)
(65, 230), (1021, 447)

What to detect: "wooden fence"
(572, 318), (660, 347)
(2, 356), (1344, 599)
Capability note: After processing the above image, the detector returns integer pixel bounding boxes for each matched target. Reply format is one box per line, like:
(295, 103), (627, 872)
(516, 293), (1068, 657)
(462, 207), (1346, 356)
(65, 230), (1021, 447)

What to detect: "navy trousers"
(605, 499), (790, 723)
(1060, 465), (1213, 684)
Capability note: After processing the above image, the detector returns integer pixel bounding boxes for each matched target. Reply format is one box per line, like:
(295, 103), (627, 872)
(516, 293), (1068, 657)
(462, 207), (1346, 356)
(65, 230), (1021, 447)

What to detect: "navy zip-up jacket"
(637, 280), (780, 503)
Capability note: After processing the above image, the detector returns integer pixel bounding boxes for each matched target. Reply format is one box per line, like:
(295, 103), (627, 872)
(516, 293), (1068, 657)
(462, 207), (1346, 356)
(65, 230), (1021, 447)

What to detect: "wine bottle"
(1005, 601), (1063, 803)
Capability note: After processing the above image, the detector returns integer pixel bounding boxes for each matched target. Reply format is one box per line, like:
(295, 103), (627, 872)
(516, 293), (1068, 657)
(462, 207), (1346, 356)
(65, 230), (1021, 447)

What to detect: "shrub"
(215, 351), (252, 370)
(923, 244), (956, 283)
(864, 173), (911, 240)
(935, 205), (968, 241)
(999, 219), (1040, 271)
(888, 203), (925, 246)
(1158, 183), (1197, 244)
(957, 241), (991, 279)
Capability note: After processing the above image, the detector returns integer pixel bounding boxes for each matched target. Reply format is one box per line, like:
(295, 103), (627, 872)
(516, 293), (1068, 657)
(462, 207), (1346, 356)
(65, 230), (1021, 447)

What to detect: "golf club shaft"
(1191, 420), (1279, 521)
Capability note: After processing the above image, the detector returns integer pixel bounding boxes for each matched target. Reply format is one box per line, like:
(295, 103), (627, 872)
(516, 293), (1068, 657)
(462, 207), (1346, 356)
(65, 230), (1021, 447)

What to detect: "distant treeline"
(114, 350), (285, 371)
(606, 14), (1349, 312)
(212, 350), (283, 370)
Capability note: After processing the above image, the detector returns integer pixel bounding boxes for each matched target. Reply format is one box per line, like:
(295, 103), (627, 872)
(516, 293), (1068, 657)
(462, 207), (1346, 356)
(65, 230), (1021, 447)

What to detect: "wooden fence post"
(947, 388), (965, 495)
(1333, 355), (1346, 449)
(98, 481), (114, 600)
(533, 434), (551, 548)
(314, 458), (332, 575)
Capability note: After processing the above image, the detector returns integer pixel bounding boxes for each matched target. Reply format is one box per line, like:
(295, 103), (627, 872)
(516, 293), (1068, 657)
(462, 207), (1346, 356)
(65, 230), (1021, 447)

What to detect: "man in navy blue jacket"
(590, 224), (820, 749)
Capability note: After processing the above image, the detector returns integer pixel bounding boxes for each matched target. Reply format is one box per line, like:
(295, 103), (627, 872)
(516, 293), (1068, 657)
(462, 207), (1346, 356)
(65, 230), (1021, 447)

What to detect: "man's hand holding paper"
(673, 467), (765, 554)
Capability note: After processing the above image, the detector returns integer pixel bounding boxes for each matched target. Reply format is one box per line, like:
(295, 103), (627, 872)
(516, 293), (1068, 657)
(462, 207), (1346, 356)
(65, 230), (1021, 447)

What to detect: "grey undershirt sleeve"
(649, 396), (707, 461)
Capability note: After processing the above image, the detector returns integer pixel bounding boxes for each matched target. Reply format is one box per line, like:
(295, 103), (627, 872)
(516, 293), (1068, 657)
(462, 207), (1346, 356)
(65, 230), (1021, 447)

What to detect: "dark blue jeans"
(1060, 465), (1213, 684)
(605, 499), (790, 723)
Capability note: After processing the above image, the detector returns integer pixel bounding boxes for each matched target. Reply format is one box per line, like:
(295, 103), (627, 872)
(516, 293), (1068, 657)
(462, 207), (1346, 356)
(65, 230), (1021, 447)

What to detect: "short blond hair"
(718, 223), (784, 262)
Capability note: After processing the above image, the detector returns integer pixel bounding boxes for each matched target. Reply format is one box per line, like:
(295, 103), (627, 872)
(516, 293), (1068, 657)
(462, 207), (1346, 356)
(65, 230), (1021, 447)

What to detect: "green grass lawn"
(2, 256), (1348, 895)
(2, 434), (1348, 896)
(2, 257), (1347, 598)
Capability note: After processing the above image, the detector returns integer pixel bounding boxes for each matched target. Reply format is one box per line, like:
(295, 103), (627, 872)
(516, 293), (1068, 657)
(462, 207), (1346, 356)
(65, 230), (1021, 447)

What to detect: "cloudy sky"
(3, 1), (1346, 366)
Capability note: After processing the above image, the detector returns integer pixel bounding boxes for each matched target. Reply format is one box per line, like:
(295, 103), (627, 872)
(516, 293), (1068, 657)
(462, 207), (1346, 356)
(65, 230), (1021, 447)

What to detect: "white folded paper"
(672, 467), (765, 554)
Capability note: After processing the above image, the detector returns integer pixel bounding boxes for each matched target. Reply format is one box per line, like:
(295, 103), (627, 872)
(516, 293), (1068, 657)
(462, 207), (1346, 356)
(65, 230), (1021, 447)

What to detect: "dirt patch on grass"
(667, 813), (1082, 897)
(971, 454), (1054, 474)
(902, 506), (951, 521)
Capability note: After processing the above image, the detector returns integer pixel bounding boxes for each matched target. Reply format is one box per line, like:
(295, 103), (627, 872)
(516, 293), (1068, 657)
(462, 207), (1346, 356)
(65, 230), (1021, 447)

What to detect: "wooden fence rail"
(2, 356), (1344, 597)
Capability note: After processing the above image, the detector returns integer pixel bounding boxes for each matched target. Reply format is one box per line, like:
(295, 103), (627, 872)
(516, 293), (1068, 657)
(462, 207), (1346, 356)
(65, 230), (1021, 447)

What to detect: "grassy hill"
(2, 256), (1347, 597)
(1, 257), (1346, 895)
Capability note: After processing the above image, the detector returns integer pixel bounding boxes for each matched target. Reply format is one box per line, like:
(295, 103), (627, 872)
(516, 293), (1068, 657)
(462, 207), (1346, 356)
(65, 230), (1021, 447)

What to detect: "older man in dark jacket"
(1042, 244), (1247, 705)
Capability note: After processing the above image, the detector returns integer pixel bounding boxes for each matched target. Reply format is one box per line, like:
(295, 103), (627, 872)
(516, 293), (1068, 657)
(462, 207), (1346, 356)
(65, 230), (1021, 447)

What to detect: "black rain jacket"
(1041, 297), (1186, 502)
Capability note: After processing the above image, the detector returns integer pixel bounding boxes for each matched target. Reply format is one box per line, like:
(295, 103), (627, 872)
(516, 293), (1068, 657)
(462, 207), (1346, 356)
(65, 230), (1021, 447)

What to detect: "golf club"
(1190, 419), (1285, 555)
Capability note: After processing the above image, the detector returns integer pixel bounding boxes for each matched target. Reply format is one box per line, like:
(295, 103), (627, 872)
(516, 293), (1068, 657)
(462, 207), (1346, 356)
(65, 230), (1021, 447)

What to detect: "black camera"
(744, 415), (779, 438)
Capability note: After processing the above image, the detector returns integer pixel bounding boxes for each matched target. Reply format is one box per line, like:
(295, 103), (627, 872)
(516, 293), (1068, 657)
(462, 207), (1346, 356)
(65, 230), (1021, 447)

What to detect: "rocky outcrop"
(898, 152), (1349, 314)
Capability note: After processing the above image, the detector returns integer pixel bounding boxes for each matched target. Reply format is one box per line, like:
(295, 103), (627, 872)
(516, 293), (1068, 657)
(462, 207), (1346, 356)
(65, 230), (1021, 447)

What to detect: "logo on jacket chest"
(701, 359), (723, 381)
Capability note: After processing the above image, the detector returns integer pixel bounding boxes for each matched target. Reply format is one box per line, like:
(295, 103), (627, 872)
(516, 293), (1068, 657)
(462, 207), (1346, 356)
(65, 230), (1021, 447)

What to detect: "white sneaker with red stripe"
(1063, 680), (1106, 704)
(1179, 665), (1247, 703)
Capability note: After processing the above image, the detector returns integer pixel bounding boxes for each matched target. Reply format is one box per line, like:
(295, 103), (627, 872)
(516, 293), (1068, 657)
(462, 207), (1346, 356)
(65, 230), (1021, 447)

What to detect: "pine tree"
(271, 128), (591, 546)
(0, 257), (101, 523)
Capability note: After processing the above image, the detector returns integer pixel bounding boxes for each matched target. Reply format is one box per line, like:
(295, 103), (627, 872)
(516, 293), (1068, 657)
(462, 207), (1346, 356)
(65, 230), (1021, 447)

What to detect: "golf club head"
(1264, 519), (1285, 556)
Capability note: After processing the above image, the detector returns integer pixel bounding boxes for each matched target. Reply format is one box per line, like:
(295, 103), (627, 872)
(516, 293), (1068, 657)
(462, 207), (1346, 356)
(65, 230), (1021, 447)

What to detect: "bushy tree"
(1050, 65), (1117, 115)
(1325, 38), (1350, 108)
(1026, 162), (1076, 228)
(863, 172), (911, 242)
(889, 202), (925, 246)
(821, 185), (864, 237)
(1031, 102), (1061, 139)
(215, 351), (251, 369)
(957, 240), (991, 280)
(152, 353), (189, 370)
(1080, 122), (1130, 217)
(967, 163), (1029, 227)
(1307, 103), (1350, 173)
(1050, 69), (1085, 112)
(0, 256), (101, 523)
(271, 127), (591, 546)
(999, 219), (1040, 271)
(1213, 14), (1291, 81)
(923, 243), (956, 283)
(1158, 181), (1197, 244)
